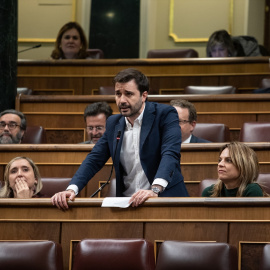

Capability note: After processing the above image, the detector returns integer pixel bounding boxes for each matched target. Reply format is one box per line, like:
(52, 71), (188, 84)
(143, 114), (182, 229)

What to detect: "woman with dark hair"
(51, 21), (90, 59)
(202, 142), (264, 197)
(0, 157), (44, 198)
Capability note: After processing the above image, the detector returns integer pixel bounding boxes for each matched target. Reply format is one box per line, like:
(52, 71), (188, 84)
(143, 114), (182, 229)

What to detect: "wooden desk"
(0, 143), (269, 197)
(17, 57), (270, 95)
(1, 198), (270, 270)
(16, 93), (270, 143)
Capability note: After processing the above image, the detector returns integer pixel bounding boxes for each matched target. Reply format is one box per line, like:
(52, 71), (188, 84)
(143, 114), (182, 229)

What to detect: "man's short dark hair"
(0, 109), (27, 130)
(170, 99), (197, 122)
(113, 68), (149, 95)
(83, 102), (113, 122)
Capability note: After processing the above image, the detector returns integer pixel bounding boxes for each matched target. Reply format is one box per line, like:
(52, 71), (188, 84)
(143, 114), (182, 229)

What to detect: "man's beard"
(0, 131), (22, 144)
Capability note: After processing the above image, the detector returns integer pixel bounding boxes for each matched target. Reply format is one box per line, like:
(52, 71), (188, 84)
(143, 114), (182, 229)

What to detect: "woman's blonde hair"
(0, 157), (42, 198)
(211, 142), (259, 197)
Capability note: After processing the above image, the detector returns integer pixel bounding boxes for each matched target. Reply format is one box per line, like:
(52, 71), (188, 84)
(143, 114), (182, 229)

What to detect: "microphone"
(90, 130), (122, 198)
(18, 44), (42, 54)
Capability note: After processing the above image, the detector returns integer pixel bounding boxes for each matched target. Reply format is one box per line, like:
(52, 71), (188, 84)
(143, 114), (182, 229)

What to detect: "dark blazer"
(190, 135), (211, 143)
(70, 101), (189, 197)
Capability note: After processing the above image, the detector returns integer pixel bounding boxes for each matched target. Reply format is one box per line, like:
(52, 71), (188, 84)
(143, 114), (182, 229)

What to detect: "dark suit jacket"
(190, 135), (211, 143)
(70, 101), (189, 197)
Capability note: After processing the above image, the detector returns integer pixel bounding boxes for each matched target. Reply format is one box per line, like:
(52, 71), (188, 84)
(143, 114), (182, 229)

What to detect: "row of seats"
(96, 85), (236, 94)
(18, 78), (270, 96)
(87, 48), (200, 59)
(21, 122), (270, 144)
(2, 239), (270, 270)
(106, 173), (270, 197)
(2, 174), (269, 198)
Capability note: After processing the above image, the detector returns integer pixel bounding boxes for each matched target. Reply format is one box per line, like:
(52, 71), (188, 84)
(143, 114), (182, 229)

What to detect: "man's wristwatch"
(151, 186), (162, 195)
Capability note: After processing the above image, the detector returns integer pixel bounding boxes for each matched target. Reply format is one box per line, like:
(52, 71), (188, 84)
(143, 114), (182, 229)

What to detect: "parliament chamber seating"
(260, 244), (270, 270)
(0, 240), (63, 270)
(147, 48), (198, 58)
(260, 78), (270, 89)
(184, 85), (236, 94)
(98, 86), (115, 95)
(199, 174), (270, 196)
(41, 178), (73, 197)
(193, 123), (230, 142)
(17, 87), (33, 95)
(198, 179), (217, 197)
(71, 239), (155, 270)
(21, 126), (47, 144)
(86, 48), (104, 59)
(102, 178), (116, 197)
(155, 241), (238, 270)
(239, 122), (270, 142)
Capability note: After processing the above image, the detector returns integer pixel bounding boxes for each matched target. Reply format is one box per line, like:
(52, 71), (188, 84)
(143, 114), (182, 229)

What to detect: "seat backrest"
(199, 179), (218, 197)
(155, 241), (238, 270)
(239, 122), (270, 142)
(0, 240), (63, 270)
(147, 49), (198, 58)
(260, 244), (270, 270)
(41, 178), (77, 197)
(72, 239), (155, 270)
(199, 174), (270, 197)
(260, 78), (270, 89)
(193, 123), (230, 142)
(86, 49), (104, 59)
(257, 174), (270, 195)
(21, 126), (47, 144)
(99, 86), (115, 95)
(105, 178), (116, 197)
(17, 87), (33, 95)
(184, 85), (236, 94)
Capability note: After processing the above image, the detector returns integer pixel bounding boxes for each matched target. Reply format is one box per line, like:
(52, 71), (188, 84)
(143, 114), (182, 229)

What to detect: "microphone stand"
(18, 44), (42, 54)
(90, 131), (121, 198)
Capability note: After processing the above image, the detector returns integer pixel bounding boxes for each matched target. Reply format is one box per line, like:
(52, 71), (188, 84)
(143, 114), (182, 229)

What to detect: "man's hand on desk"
(51, 190), (75, 210)
(129, 189), (158, 207)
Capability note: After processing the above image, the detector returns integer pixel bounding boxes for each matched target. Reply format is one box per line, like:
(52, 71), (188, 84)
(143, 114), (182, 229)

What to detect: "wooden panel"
(46, 129), (85, 144)
(17, 57), (270, 95)
(0, 222), (60, 242)
(145, 222), (228, 243)
(239, 242), (270, 270)
(1, 198), (270, 269)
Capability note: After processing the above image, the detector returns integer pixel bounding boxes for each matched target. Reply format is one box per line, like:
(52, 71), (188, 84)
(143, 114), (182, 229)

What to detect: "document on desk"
(102, 197), (132, 208)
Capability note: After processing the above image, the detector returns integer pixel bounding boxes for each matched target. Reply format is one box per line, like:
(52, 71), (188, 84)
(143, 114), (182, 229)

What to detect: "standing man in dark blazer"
(170, 99), (210, 143)
(52, 68), (189, 210)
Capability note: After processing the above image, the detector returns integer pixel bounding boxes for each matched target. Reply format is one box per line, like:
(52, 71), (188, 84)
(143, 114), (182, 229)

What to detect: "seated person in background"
(80, 102), (113, 144)
(170, 99), (210, 143)
(0, 156), (44, 198)
(202, 142), (264, 197)
(0, 109), (26, 144)
(206, 29), (261, 57)
(51, 21), (90, 59)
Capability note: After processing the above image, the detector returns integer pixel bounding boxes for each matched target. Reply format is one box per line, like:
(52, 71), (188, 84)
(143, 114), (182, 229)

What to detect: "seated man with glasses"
(0, 109), (27, 144)
(170, 99), (210, 143)
(80, 102), (113, 144)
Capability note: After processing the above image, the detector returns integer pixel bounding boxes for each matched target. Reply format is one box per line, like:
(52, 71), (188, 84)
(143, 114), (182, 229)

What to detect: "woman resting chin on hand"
(0, 157), (43, 198)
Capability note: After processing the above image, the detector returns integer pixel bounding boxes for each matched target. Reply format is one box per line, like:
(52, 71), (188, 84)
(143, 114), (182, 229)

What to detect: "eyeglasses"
(86, 126), (105, 131)
(0, 122), (21, 130)
(179, 120), (190, 125)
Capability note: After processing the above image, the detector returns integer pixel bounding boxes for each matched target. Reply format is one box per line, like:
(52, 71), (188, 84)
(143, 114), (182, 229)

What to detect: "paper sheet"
(102, 197), (132, 208)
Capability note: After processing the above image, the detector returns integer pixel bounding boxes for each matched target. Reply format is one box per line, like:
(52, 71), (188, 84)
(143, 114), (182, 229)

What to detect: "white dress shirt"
(182, 135), (192, 143)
